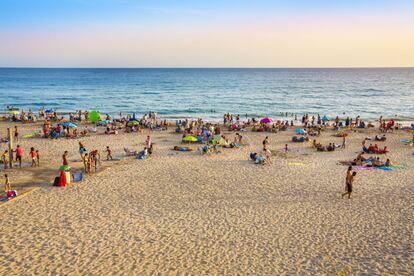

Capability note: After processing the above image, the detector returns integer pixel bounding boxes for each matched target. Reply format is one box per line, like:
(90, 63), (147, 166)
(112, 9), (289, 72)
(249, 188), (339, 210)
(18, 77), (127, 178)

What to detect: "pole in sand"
(7, 128), (13, 169)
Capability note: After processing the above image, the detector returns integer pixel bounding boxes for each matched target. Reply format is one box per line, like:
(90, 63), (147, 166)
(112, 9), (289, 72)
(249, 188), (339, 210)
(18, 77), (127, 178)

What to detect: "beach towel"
(352, 166), (373, 172)
(288, 162), (305, 166)
(400, 139), (411, 143)
(375, 165), (406, 171)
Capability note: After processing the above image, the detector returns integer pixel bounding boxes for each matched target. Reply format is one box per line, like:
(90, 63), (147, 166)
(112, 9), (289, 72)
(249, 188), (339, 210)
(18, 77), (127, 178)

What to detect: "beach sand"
(0, 122), (413, 274)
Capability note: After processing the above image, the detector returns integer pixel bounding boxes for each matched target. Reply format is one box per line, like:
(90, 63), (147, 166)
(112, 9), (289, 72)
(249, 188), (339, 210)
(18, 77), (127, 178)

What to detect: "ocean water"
(0, 68), (413, 121)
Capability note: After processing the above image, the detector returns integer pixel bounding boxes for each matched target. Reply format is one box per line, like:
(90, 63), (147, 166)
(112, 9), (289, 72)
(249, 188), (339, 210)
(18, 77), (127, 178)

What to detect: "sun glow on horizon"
(1, 0), (413, 67)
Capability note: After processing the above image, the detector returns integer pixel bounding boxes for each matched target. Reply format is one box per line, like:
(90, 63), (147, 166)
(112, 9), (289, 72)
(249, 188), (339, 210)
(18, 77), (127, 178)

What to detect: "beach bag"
(53, 176), (60, 186)
(6, 190), (17, 198)
(72, 172), (83, 182)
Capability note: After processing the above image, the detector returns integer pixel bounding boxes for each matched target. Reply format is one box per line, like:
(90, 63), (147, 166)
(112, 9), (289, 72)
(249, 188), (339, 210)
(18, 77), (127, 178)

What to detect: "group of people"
(77, 142), (111, 174)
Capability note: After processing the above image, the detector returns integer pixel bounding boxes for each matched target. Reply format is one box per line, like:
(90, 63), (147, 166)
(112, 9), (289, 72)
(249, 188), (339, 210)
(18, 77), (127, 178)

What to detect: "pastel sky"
(1, 0), (413, 67)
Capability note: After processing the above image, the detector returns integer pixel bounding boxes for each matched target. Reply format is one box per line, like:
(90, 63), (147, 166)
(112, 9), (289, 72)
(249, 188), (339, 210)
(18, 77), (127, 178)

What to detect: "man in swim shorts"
(342, 171), (357, 199)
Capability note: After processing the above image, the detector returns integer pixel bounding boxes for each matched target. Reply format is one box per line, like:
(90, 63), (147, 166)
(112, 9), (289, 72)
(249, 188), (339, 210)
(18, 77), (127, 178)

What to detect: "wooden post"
(7, 128), (13, 169)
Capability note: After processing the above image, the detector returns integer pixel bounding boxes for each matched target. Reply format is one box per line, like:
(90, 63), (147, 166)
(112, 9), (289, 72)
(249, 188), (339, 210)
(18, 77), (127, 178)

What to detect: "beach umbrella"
(100, 120), (113, 126)
(322, 115), (329, 121)
(260, 117), (273, 124)
(8, 110), (19, 116)
(295, 128), (306, 135)
(128, 120), (139, 126)
(182, 136), (197, 142)
(62, 122), (78, 128)
(59, 165), (71, 171)
(89, 110), (100, 123)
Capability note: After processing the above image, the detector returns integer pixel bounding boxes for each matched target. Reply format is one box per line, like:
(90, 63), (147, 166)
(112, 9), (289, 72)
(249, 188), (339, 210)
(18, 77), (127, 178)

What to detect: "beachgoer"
(83, 153), (89, 173)
(15, 145), (23, 168)
(145, 135), (152, 154)
(341, 136), (346, 149)
(79, 142), (86, 158)
(36, 150), (40, 166)
(4, 174), (11, 192)
(2, 150), (9, 169)
(385, 159), (392, 167)
(264, 147), (272, 165)
(29, 147), (37, 167)
(106, 146), (113, 160)
(91, 150), (101, 171)
(262, 136), (269, 151)
(14, 126), (19, 142)
(87, 154), (93, 174)
(62, 151), (69, 166)
(342, 171), (357, 199)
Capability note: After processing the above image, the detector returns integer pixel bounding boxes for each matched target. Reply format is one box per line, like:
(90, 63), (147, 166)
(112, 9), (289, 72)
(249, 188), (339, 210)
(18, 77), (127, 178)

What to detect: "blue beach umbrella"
(62, 122), (78, 128)
(295, 128), (306, 135)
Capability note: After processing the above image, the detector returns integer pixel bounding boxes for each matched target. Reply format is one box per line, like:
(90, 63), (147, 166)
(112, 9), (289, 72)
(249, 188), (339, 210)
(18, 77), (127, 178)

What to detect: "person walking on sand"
(36, 150), (40, 166)
(62, 151), (69, 166)
(14, 126), (19, 142)
(342, 169), (357, 199)
(106, 146), (113, 161)
(15, 145), (23, 168)
(145, 135), (152, 154)
(262, 136), (269, 151)
(341, 136), (346, 149)
(29, 147), (37, 167)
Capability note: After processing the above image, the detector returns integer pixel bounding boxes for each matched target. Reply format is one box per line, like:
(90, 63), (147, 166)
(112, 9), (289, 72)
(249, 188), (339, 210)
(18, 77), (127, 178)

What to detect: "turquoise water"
(0, 68), (413, 120)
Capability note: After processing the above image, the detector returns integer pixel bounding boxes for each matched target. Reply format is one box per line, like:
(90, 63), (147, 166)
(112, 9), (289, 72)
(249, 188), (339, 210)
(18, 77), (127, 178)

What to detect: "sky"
(0, 0), (413, 67)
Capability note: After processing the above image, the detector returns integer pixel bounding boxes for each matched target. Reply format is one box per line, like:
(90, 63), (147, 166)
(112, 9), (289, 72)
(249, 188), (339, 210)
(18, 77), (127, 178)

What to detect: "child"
(264, 147), (272, 165)
(36, 150), (40, 166)
(79, 142), (86, 158)
(2, 150), (9, 169)
(284, 144), (288, 153)
(4, 174), (11, 192)
(62, 151), (68, 166)
(106, 146), (113, 161)
(83, 153), (89, 173)
(29, 147), (37, 167)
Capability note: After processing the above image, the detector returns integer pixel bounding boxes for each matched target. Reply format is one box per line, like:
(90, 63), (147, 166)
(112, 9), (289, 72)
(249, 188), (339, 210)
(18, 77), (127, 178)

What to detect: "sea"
(0, 68), (413, 121)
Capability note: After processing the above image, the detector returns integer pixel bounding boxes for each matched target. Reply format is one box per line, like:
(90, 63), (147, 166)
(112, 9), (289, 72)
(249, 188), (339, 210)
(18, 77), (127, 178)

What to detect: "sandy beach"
(0, 120), (413, 274)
